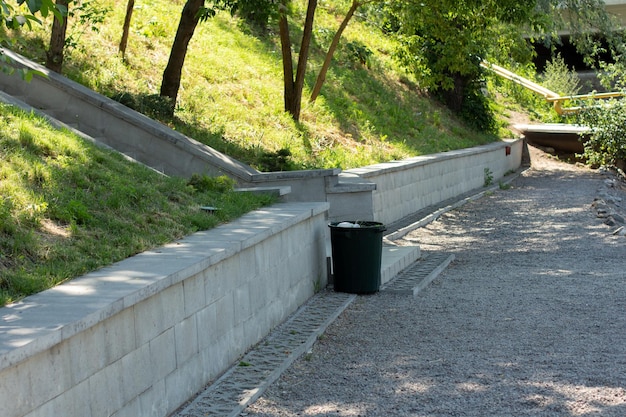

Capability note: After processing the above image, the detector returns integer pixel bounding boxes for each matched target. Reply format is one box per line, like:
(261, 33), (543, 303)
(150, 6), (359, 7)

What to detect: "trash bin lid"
(329, 221), (386, 231)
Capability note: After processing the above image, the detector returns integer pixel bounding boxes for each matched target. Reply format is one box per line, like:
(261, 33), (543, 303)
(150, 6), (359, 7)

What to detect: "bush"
(235, 0), (279, 29)
(577, 98), (626, 168)
(458, 82), (496, 133)
(344, 41), (373, 68)
(256, 148), (294, 172)
(541, 54), (581, 96)
(111, 92), (175, 121)
(187, 174), (236, 193)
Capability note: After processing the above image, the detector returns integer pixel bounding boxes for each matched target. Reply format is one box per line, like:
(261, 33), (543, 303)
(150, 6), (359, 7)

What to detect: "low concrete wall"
(0, 50), (524, 226)
(0, 49), (344, 205)
(347, 140), (523, 225)
(0, 202), (329, 417)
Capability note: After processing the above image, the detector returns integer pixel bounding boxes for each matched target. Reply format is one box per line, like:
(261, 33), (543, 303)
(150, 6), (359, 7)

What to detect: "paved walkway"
(174, 148), (626, 417)
(243, 149), (626, 417)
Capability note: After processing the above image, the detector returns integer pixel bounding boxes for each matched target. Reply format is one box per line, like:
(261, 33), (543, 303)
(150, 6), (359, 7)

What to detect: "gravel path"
(243, 146), (626, 417)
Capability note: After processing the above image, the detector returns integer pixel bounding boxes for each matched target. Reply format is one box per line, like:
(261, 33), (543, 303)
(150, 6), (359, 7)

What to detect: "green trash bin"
(329, 221), (386, 294)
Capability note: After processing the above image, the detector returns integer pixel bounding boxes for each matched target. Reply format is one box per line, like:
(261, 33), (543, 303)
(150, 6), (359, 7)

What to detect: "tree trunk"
(119, 0), (135, 59)
(290, 0), (317, 121)
(45, 0), (69, 73)
(310, 0), (360, 103)
(279, 8), (295, 117)
(441, 72), (468, 113)
(160, 0), (204, 107)
(279, 0), (317, 121)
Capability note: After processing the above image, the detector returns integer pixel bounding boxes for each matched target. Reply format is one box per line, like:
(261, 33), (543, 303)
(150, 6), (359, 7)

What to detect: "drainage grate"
(173, 290), (355, 417)
(383, 251), (455, 296)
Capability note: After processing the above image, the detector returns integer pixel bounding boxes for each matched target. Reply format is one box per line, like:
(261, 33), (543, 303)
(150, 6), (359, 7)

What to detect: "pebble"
(593, 172), (626, 237)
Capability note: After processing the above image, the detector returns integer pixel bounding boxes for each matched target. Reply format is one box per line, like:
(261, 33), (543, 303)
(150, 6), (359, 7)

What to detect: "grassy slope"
(0, 1), (513, 305)
(8, 0), (500, 171)
(0, 105), (274, 305)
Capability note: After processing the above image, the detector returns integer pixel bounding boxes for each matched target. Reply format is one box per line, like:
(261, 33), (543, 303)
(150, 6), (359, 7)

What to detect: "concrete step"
(234, 185), (291, 198)
(381, 244), (421, 285)
(382, 251), (455, 296)
(326, 171), (376, 194)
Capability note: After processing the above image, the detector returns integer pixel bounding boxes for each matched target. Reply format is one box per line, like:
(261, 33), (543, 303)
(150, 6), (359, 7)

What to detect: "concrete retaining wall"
(347, 140), (523, 225)
(0, 49), (343, 205)
(0, 203), (329, 417)
(0, 49), (522, 226)
(0, 48), (523, 417)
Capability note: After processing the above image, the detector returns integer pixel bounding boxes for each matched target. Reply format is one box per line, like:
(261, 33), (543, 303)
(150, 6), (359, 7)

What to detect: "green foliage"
(255, 148), (294, 172)
(487, 64), (559, 122)
(577, 98), (626, 168)
(388, 0), (536, 132)
(234, 0), (279, 28)
(458, 80), (496, 133)
(534, 0), (626, 69)
(6, 0), (500, 171)
(541, 54), (581, 96)
(1, 0), (61, 78)
(343, 40), (372, 68)
(598, 60), (626, 91)
(484, 167), (494, 187)
(499, 181), (511, 190)
(187, 174), (236, 193)
(64, 0), (111, 53)
(375, 0), (625, 132)
(111, 92), (175, 121)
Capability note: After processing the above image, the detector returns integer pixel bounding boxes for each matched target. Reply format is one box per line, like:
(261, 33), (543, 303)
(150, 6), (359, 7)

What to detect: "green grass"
(6, 0), (500, 171)
(0, 0), (516, 305)
(0, 104), (275, 305)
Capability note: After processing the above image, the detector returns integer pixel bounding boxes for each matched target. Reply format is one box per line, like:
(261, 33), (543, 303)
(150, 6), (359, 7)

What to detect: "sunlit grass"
(0, 105), (275, 305)
(6, 0), (500, 171)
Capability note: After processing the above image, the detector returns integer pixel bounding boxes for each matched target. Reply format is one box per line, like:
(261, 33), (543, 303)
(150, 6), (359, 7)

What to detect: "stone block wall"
(346, 140), (523, 225)
(0, 202), (329, 417)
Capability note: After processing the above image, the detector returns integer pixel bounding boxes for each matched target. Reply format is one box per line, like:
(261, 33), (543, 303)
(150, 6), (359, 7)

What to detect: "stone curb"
(173, 290), (356, 417)
(385, 167), (528, 242)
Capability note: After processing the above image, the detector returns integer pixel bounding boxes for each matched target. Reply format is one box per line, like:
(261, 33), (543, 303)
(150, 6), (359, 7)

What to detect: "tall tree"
(218, 1), (375, 118)
(160, 0), (204, 106)
(388, 0), (623, 131)
(45, 0), (69, 73)
(160, 0), (234, 112)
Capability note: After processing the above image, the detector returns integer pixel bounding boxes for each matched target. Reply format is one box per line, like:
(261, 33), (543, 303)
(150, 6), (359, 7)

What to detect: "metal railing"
(481, 61), (624, 115)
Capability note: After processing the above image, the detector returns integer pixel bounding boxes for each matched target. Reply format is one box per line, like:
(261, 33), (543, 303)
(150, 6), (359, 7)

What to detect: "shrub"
(187, 174), (236, 193)
(235, 0), (279, 29)
(344, 41), (373, 68)
(541, 54), (581, 96)
(577, 98), (626, 168)
(111, 92), (175, 121)
(256, 148), (294, 172)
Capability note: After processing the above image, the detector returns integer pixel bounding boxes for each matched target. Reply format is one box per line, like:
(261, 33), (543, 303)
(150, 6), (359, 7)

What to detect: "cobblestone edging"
(173, 290), (356, 417)
(172, 252), (456, 417)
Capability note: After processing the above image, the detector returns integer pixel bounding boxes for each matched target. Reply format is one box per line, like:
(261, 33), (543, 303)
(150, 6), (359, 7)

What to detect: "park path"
(243, 147), (626, 417)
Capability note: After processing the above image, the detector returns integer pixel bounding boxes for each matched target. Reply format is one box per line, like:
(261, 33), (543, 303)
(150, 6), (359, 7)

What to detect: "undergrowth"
(5, 0), (500, 171)
(0, 104), (275, 305)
